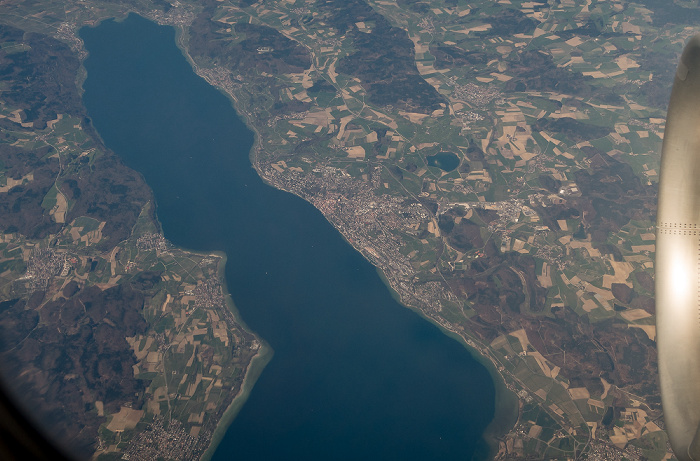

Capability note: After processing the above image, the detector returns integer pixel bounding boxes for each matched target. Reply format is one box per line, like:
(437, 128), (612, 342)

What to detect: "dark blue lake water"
(81, 14), (499, 460)
(427, 152), (461, 172)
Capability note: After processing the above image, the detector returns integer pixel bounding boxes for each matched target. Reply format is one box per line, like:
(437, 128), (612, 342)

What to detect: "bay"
(80, 13), (502, 460)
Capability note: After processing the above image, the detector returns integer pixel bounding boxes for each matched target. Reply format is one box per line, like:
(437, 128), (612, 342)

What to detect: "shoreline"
(187, 54), (520, 458)
(86, 14), (518, 459)
(174, 250), (275, 461)
(200, 340), (273, 461)
(78, 16), (277, 460)
(371, 266), (520, 458)
(146, 247), (276, 461)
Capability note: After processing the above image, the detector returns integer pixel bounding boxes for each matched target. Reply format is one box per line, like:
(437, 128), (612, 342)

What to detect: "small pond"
(427, 151), (460, 172)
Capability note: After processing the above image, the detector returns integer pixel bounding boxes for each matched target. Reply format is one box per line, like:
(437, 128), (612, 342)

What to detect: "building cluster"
(266, 110), (309, 128)
(145, 5), (197, 29)
(194, 278), (225, 311)
(120, 416), (211, 461)
(197, 273), (246, 336)
(526, 152), (553, 174)
(449, 181), (477, 196)
(136, 233), (170, 252)
(534, 243), (568, 270)
(417, 17), (435, 34)
(197, 66), (243, 102)
(585, 440), (641, 461)
(629, 119), (656, 131)
(261, 162), (459, 313)
(459, 111), (485, 123)
(451, 82), (502, 107)
(22, 247), (65, 290)
(316, 38), (342, 47)
(528, 192), (567, 208)
(291, 7), (312, 15)
(451, 198), (526, 235)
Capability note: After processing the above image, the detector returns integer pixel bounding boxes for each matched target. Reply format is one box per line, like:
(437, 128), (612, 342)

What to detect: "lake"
(427, 152), (461, 172)
(81, 13), (503, 460)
